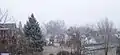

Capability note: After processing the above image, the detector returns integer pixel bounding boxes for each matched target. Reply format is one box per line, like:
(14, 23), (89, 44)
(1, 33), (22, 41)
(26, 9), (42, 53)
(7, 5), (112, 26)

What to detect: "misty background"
(0, 0), (120, 27)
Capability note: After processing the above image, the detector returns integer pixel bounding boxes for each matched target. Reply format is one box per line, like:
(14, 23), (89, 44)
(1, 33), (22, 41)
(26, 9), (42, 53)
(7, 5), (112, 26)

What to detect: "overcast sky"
(0, 0), (120, 27)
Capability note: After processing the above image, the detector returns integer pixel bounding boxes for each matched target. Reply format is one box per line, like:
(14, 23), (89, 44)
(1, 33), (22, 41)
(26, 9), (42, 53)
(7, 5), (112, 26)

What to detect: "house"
(85, 42), (118, 55)
(85, 30), (120, 55)
(0, 23), (17, 54)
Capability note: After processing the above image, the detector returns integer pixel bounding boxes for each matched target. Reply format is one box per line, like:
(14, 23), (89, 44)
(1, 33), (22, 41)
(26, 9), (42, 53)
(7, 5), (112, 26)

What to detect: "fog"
(0, 0), (120, 27)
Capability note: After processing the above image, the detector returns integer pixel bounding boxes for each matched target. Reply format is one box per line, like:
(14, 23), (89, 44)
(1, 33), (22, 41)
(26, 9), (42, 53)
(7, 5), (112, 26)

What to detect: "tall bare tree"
(66, 26), (93, 55)
(44, 20), (66, 45)
(44, 20), (66, 36)
(0, 9), (14, 24)
(96, 18), (118, 55)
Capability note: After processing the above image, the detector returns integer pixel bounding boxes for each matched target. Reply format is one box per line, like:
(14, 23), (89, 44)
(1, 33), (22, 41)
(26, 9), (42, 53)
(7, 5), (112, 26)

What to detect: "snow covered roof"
(0, 23), (16, 30)
(0, 28), (9, 30)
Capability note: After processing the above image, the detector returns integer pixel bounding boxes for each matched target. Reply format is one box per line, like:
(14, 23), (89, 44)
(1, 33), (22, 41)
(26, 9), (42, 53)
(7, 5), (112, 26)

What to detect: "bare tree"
(44, 20), (66, 36)
(57, 34), (65, 46)
(0, 9), (8, 23)
(96, 18), (117, 55)
(0, 9), (14, 24)
(66, 26), (93, 55)
(44, 20), (66, 46)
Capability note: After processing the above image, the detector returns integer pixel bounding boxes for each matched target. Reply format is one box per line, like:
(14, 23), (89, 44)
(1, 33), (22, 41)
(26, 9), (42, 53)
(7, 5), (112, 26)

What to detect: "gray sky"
(0, 0), (120, 27)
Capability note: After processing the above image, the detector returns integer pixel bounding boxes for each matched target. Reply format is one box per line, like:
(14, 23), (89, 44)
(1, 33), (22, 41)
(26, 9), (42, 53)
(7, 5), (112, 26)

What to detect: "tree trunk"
(105, 48), (108, 55)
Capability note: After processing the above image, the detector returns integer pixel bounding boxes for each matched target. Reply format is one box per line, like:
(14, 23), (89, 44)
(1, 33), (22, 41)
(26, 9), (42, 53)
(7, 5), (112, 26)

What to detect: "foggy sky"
(0, 0), (120, 27)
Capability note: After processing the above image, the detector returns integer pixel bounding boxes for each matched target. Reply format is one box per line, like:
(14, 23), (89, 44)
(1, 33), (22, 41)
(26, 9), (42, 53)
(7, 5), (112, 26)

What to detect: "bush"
(57, 51), (69, 55)
(49, 53), (54, 55)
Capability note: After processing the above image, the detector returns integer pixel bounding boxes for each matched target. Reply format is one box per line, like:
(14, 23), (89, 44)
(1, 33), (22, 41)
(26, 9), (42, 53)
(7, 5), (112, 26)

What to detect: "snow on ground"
(43, 46), (72, 55)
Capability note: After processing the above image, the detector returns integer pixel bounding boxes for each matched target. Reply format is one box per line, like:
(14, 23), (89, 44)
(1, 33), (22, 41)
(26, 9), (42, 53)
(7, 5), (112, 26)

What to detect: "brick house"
(0, 23), (17, 54)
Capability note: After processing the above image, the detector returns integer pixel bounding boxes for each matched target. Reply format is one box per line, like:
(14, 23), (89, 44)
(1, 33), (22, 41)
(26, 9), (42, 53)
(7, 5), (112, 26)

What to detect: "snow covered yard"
(42, 46), (71, 55)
